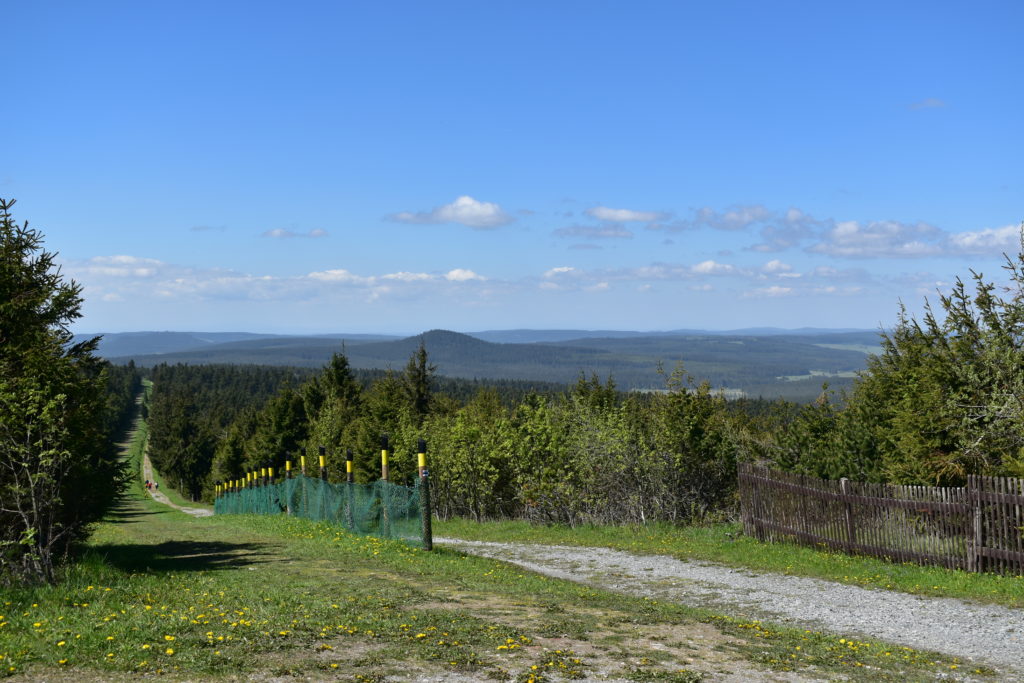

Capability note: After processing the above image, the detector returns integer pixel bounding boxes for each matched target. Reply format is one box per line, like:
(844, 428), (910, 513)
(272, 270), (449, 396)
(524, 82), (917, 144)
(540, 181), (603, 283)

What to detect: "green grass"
(0, 400), (997, 679)
(133, 381), (211, 511)
(436, 518), (1024, 609)
(0, 489), (987, 681)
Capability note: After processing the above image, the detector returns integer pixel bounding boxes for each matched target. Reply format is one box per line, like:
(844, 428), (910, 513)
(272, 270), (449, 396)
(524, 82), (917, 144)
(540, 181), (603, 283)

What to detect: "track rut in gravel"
(438, 537), (1024, 678)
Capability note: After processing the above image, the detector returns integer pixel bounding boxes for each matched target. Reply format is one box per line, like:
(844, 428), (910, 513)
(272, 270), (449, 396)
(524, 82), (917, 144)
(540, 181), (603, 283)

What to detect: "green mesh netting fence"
(214, 475), (429, 547)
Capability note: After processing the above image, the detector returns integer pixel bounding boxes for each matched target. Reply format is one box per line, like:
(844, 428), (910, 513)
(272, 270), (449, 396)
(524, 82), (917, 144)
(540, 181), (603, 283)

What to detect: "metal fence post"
(380, 434), (391, 538)
(418, 439), (433, 551)
(346, 448), (354, 531)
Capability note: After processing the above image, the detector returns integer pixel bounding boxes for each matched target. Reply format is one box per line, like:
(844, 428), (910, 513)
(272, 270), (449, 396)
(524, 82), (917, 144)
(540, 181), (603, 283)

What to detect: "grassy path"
(141, 449), (213, 517)
(0, 411), (992, 680)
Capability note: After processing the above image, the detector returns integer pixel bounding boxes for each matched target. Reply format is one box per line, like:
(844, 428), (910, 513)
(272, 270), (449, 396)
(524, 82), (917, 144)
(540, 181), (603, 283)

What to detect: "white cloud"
(390, 195), (513, 229)
(543, 266), (577, 278)
(585, 282), (610, 292)
(749, 207), (825, 252)
(762, 259), (793, 273)
(691, 260), (736, 275)
(80, 255), (163, 277)
(382, 271), (433, 282)
(744, 285), (794, 298)
(648, 204), (771, 233)
(308, 269), (371, 284)
(262, 228), (329, 239)
(68, 254), (495, 312)
(693, 204), (771, 231)
(947, 224), (1020, 254)
(808, 220), (943, 258)
(445, 268), (485, 282)
(585, 206), (665, 222)
(553, 224), (633, 239)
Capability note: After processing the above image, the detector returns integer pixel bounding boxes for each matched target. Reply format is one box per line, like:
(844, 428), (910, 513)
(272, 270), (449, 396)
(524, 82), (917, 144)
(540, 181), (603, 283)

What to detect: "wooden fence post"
(749, 467), (765, 541)
(967, 475), (982, 572)
(840, 477), (856, 552)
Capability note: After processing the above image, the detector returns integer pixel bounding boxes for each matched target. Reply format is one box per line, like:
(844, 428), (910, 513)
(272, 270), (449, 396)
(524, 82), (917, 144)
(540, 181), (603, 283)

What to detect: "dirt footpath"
(141, 450), (213, 518)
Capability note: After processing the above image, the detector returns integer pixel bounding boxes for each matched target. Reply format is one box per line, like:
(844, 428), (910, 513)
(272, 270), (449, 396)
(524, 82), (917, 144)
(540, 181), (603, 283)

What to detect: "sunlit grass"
(0, 493), (984, 681)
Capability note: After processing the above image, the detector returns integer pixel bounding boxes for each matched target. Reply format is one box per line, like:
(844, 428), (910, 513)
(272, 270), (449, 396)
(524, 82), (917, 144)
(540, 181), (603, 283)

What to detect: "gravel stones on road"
(438, 537), (1024, 678)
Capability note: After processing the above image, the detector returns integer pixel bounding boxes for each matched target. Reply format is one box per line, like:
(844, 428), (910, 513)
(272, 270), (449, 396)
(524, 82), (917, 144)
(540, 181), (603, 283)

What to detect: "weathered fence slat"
(737, 464), (1024, 575)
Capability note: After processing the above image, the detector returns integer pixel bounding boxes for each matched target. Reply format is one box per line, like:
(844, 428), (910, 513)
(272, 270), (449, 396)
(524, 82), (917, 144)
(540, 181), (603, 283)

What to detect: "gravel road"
(438, 537), (1024, 678)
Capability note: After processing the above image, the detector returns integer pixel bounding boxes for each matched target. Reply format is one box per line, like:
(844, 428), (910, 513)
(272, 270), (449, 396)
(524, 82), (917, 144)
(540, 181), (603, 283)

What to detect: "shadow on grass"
(103, 500), (163, 524)
(96, 539), (277, 573)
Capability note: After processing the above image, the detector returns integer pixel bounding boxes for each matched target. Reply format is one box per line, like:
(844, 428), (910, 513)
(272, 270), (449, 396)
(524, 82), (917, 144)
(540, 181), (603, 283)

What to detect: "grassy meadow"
(0, 417), (998, 681)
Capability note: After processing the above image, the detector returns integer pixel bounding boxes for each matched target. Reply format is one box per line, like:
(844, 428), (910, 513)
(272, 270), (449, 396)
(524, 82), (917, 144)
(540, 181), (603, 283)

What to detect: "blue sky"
(6, 1), (1022, 334)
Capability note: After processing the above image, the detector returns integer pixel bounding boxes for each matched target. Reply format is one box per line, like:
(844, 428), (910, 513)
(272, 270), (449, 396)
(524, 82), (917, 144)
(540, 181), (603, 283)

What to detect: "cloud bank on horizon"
(6, 2), (1022, 334)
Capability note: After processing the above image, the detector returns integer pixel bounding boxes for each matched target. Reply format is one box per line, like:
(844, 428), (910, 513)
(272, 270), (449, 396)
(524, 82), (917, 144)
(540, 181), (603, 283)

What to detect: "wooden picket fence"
(737, 463), (1024, 574)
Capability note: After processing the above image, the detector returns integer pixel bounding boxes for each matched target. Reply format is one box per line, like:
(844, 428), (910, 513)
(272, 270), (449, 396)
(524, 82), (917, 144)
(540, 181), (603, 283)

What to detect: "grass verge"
(0, 490), (990, 681)
(435, 518), (1024, 609)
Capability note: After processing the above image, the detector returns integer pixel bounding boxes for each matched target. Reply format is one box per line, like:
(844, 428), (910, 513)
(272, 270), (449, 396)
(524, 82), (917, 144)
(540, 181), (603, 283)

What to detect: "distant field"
(777, 370), (860, 382)
(814, 343), (881, 354)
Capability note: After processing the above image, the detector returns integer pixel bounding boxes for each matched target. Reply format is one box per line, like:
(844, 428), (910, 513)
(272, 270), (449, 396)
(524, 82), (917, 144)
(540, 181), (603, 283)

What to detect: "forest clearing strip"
(141, 449), (213, 518)
(436, 537), (1023, 677)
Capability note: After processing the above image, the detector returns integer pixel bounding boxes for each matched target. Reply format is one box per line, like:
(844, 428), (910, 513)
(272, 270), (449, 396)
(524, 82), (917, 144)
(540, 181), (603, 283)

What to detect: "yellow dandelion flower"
(165, 648), (174, 655)
(164, 635), (175, 641)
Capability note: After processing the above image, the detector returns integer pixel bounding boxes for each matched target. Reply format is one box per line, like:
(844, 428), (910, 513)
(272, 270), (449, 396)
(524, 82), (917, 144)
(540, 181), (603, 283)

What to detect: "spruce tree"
(0, 199), (123, 584)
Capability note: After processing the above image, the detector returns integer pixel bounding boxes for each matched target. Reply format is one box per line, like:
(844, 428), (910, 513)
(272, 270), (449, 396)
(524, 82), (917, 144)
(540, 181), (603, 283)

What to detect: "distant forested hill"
(102, 328), (881, 401)
(73, 331), (399, 358)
